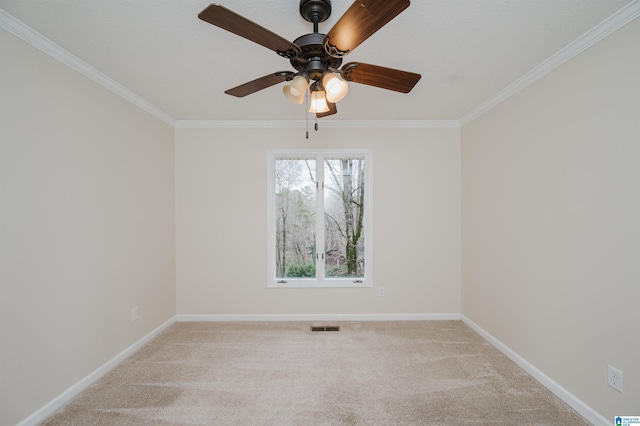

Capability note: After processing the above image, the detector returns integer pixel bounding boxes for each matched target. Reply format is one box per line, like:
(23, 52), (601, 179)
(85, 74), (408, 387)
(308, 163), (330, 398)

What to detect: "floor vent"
(311, 326), (340, 332)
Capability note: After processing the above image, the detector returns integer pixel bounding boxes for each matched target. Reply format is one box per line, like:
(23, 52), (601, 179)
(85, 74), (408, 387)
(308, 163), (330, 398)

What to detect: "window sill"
(268, 280), (372, 288)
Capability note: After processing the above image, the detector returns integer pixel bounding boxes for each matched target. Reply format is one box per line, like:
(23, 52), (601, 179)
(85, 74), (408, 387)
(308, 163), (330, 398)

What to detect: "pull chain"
(305, 90), (309, 139)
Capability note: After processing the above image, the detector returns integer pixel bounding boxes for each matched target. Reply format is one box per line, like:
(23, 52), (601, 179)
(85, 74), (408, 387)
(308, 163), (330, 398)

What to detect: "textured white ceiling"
(0, 0), (634, 121)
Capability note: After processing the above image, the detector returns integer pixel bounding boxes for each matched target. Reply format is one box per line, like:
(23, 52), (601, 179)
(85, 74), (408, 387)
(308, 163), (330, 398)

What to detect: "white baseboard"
(177, 313), (461, 322)
(17, 315), (177, 426)
(460, 315), (608, 426)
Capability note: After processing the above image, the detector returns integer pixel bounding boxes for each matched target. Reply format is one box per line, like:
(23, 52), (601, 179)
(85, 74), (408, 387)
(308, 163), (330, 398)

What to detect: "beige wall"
(175, 126), (461, 316)
(0, 30), (176, 425)
(461, 18), (640, 420)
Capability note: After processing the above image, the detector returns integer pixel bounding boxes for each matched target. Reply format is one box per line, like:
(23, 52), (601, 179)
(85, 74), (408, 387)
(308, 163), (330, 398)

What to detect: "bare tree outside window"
(271, 151), (370, 286)
(324, 158), (365, 278)
(275, 159), (316, 278)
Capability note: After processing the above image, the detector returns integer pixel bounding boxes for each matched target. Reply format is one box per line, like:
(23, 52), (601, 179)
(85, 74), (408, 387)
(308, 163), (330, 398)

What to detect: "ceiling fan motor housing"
(291, 33), (343, 80)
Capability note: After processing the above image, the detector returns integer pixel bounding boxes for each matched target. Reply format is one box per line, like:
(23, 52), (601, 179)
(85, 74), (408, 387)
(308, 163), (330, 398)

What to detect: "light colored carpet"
(42, 321), (588, 425)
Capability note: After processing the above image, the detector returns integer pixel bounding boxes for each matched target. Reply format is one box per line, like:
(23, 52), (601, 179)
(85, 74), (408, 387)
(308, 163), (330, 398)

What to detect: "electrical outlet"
(608, 365), (623, 392)
(378, 287), (385, 297)
(132, 306), (139, 322)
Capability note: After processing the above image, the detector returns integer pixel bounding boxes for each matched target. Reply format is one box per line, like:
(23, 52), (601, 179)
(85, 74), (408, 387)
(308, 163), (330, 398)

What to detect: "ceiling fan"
(198, 0), (421, 118)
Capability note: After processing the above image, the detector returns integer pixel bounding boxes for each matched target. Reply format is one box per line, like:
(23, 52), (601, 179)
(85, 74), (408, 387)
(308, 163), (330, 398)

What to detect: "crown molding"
(174, 119), (460, 129)
(460, 0), (640, 126)
(0, 9), (175, 127)
(6, 0), (637, 130)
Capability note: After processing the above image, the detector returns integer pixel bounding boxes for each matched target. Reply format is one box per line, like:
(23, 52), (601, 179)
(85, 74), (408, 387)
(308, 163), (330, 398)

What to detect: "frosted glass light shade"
(322, 73), (348, 103)
(309, 89), (330, 113)
(283, 75), (308, 105)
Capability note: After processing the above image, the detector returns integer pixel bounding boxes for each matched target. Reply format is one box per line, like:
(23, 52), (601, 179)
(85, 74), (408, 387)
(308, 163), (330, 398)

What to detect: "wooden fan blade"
(341, 62), (421, 93)
(225, 72), (294, 97)
(316, 102), (337, 118)
(325, 0), (410, 57)
(198, 4), (300, 58)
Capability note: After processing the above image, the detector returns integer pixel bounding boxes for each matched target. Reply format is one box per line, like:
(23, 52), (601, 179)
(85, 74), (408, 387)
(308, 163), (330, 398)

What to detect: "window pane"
(274, 159), (317, 278)
(324, 158), (365, 278)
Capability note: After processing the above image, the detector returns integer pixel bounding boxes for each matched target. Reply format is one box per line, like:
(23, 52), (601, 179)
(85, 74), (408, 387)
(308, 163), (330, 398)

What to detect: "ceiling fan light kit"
(309, 82), (331, 113)
(198, 0), (421, 118)
(283, 75), (309, 105)
(322, 73), (349, 103)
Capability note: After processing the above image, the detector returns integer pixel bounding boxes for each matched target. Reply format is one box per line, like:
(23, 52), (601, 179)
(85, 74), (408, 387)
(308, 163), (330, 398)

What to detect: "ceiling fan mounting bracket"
(340, 62), (360, 80)
(324, 39), (349, 59)
(299, 0), (332, 24)
(277, 46), (301, 59)
(275, 71), (296, 81)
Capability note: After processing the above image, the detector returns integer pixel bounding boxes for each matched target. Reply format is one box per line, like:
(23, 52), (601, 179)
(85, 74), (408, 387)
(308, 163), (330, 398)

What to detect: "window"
(267, 150), (372, 287)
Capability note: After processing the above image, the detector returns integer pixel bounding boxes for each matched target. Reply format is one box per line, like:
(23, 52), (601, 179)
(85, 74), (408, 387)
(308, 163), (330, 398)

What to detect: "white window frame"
(267, 149), (373, 288)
